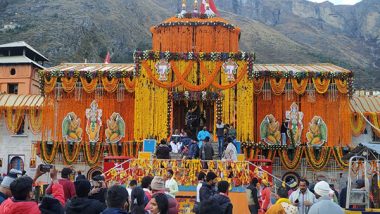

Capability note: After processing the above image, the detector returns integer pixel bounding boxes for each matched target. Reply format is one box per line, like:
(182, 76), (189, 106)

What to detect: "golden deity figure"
(85, 100), (102, 143)
(105, 112), (125, 144)
(306, 116), (327, 146)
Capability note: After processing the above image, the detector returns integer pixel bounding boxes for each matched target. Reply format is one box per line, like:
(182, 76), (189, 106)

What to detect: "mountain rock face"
(0, 0), (378, 88)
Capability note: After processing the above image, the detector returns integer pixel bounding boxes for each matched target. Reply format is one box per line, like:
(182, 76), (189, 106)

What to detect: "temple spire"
(180, 0), (187, 15)
(193, 0), (198, 13)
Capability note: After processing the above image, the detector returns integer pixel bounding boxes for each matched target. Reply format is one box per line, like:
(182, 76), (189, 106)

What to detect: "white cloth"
(289, 188), (316, 214)
(314, 181), (332, 197)
(196, 182), (202, 202)
(165, 178), (179, 198)
(170, 141), (182, 153)
(223, 142), (237, 161)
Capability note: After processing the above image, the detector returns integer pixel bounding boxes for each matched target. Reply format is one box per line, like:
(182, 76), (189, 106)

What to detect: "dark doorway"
(173, 101), (214, 140)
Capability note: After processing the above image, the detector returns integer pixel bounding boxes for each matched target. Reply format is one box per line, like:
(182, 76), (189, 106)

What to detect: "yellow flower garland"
(83, 142), (103, 167)
(41, 141), (60, 164)
(237, 70), (254, 141)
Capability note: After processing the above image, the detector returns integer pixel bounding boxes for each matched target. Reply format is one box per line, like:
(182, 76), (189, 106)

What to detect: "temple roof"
(43, 63), (135, 73)
(350, 95), (380, 114)
(0, 94), (44, 109)
(0, 41), (48, 62)
(253, 63), (352, 74)
(0, 55), (45, 69)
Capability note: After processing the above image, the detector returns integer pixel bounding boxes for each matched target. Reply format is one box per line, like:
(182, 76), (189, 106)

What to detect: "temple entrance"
(173, 101), (214, 140)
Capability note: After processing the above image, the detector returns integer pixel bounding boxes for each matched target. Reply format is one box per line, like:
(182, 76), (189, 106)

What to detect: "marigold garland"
(291, 79), (308, 95)
(61, 77), (78, 93)
(237, 73), (254, 142)
(61, 142), (81, 165)
(101, 76), (119, 93)
(40, 141), (60, 164)
(5, 108), (24, 134)
(83, 142), (103, 167)
(368, 113), (380, 138)
(312, 78), (331, 94)
(304, 147), (331, 171)
(44, 76), (57, 93)
(28, 109), (43, 134)
(270, 78), (287, 95)
(351, 113), (367, 137)
(80, 77), (98, 93)
(336, 79), (348, 94)
(279, 147), (303, 170)
(332, 146), (349, 169)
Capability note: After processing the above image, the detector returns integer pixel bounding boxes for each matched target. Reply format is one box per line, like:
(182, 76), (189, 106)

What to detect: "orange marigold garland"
(279, 147), (303, 170)
(28, 109), (43, 134)
(332, 146), (349, 168)
(61, 142), (81, 165)
(5, 108), (24, 134)
(41, 141), (60, 164)
(83, 142), (103, 167)
(304, 146), (331, 171)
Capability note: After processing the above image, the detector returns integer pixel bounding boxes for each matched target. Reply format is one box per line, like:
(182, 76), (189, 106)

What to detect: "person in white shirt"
(289, 179), (317, 214)
(164, 169), (178, 198)
(196, 172), (206, 203)
(223, 137), (238, 161)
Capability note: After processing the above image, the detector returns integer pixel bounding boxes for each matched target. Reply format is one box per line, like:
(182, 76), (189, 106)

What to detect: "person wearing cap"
(145, 176), (179, 214)
(199, 171), (218, 202)
(265, 186), (297, 214)
(46, 167), (76, 202)
(287, 179), (298, 197)
(89, 175), (107, 205)
(260, 179), (272, 212)
(0, 169), (21, 204)
(65, 179), (106, 214)
(308, 181), (344, 214)
(289, 179), (316, 214)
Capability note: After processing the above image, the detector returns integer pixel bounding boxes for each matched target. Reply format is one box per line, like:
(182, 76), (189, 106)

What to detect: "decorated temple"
(33, 1), (358, 183)
(2, 0), (380, 212)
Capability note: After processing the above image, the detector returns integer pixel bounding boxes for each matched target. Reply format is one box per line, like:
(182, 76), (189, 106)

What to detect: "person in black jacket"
(155, 139), (171, 159)
(199, 137), (214, 168)
(102, 185), (129, 214)
(89, 175), (107, 206)
(339, 184), (347, 208)
(212, 181), (233, 214)
(246, 177), (260, 214)
(65, 179), (106, 214)
(199, 171), (218, 202)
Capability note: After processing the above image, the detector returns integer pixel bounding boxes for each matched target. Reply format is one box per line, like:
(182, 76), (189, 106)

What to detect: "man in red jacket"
(46, 167), (76, 201)
(0, 176), (40, 214)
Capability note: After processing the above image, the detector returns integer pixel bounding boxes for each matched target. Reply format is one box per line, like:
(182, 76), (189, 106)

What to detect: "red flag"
(104, 51), (111, 64)
(200, 0), (219, 15)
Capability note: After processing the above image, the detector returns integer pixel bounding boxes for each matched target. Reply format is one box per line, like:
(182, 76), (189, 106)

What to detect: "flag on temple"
(104, 51), (111, 64)
(200, 0), (219, 15)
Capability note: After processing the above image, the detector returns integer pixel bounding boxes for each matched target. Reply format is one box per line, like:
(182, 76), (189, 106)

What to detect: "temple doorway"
(173, 101), (214, 140)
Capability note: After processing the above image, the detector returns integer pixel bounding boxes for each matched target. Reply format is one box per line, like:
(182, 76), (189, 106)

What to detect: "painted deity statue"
(62, 112), (83, 143)
(260, 114), (281, 145)
(286, 102), (304, 146)
(306, 116), (327, 146)
(86, 100), (102, 143)
(105, 112), (125, 144)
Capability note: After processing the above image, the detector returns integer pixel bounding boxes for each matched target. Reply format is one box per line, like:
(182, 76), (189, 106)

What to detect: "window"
(8, 83), (18, 94)
(10, 68), (16, 75)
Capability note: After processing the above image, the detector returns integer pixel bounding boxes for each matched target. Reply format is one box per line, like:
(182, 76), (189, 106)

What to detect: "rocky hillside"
(0, 0), (378, 88)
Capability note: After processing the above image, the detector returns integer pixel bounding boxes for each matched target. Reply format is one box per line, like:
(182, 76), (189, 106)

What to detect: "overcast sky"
(308, 0), (362, 5)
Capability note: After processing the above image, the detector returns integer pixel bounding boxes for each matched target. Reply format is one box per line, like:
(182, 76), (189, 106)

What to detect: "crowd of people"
(0, 161), (353, 214)
(156, 121), (238, 161)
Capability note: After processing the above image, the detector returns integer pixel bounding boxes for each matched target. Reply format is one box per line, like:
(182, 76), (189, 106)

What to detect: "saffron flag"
(104, 51), (111, 64)
(200, 0), (219, 15)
